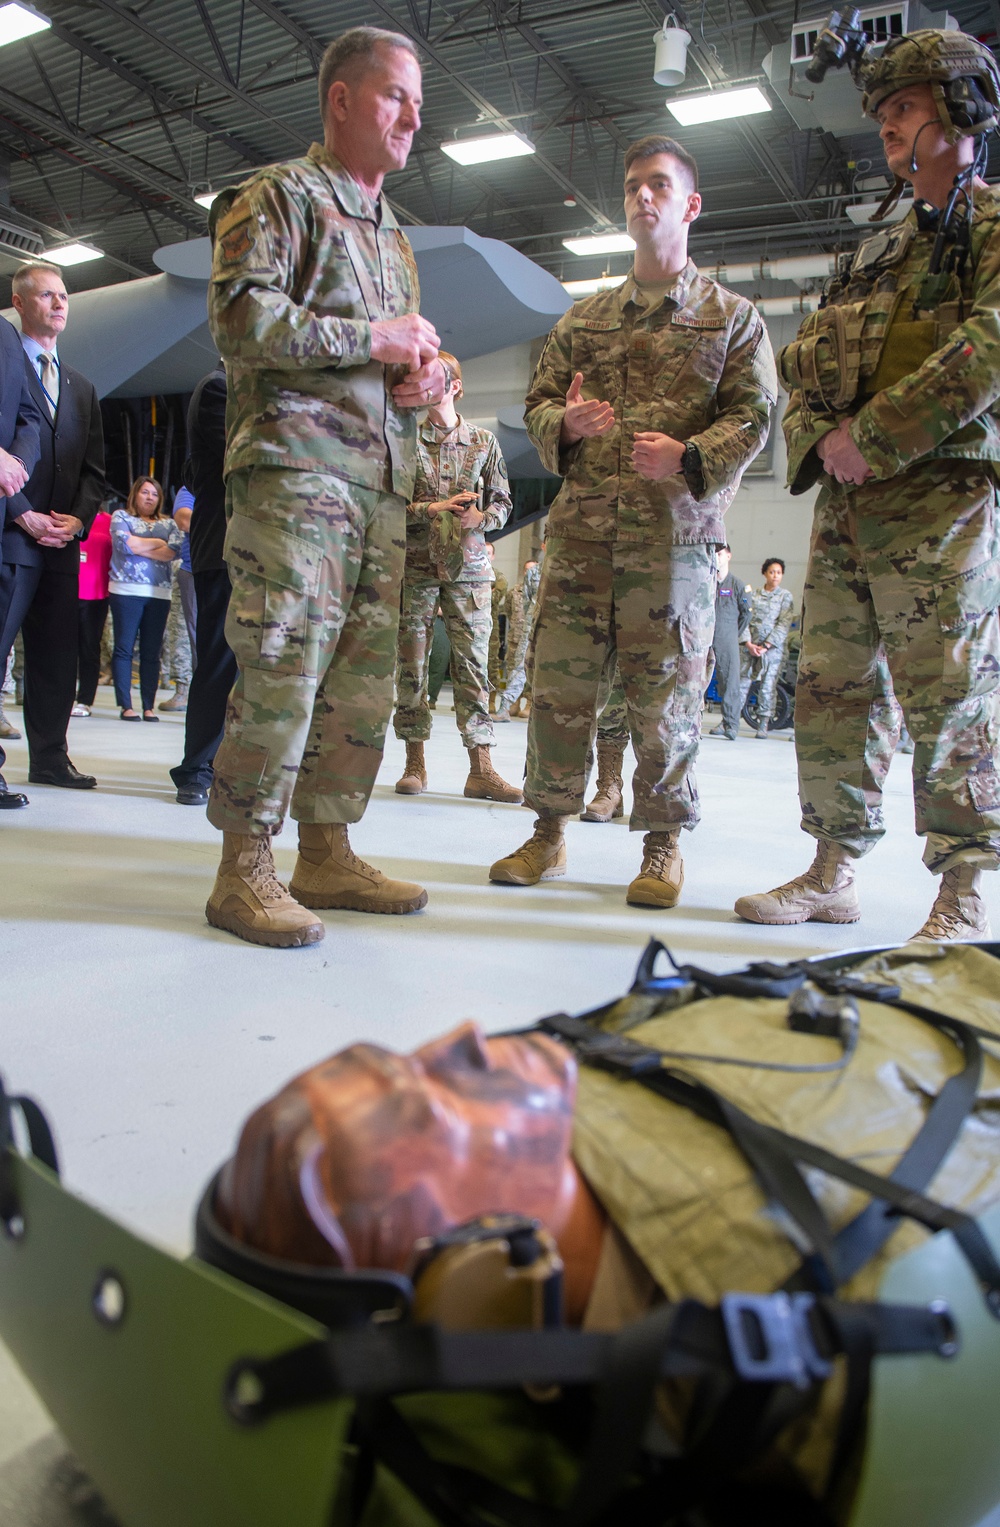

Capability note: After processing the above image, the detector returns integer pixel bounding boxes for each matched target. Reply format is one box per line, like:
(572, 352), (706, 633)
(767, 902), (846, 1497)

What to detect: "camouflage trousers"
(393, 575), (494, 748)
(487, 607), (506, 691)
(525, 537), (716, 832)
(739, 639), (785, 720)
(797, 459), (1000, 874)
(595, 660), (629, 745)
(207, 467), (405, 836)
(161, 569), (196, 685)
(504, 609), (535, 708)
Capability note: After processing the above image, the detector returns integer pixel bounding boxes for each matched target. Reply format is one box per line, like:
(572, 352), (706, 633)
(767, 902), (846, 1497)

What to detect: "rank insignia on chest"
(632, 335), (651, 356)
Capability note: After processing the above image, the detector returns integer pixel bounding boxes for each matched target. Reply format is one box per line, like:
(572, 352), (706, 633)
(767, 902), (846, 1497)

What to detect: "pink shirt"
(79, 511), (112, 601)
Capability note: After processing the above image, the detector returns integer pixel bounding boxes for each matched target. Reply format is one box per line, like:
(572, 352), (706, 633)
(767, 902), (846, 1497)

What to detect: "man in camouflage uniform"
(203, 27), (448, 948)
(494, 558), (540, 722)
(392, 351), (521, 802)
(738, 556), (794, 738)
(489, 135), (776, 906)
(737, 29), (1000, 942)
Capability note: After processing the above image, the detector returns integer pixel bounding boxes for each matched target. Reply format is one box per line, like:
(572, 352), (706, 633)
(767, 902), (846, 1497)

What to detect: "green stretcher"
(4, 942), (1000, 1527)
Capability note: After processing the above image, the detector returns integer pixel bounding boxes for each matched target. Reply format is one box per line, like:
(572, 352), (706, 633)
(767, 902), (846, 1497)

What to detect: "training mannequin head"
(215, 1023), (606, 1321)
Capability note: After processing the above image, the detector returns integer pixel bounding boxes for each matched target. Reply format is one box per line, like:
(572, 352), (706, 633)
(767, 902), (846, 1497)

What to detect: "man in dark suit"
(169, 365), (238, 805)
(0, 262), (105, 797)
(0, 310), (42, 808)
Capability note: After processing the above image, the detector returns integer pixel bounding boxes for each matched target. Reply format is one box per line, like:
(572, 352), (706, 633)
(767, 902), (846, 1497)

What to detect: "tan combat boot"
(159, 683), (189, 713)
(489, 814), (567, 885)
(289, 823), (428, 913)
(205, 833), (325, 948)
(395, 741), (427, 795)
(734, 840), (860, 925)
(582, 740), (625, 822)
(626, 831), (684, 908)
(464, 745), (524, 804)
(909, 865), (992, 942)
(0, 703), (21, 740)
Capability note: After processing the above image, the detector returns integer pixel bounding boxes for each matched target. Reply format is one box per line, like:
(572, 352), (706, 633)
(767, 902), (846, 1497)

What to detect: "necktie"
(38, 351), (59, 418)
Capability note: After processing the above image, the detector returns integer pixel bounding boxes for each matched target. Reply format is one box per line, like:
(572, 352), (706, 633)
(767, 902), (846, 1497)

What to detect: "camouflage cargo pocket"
(224, 514), (323, 677)
(936, 557), (1000, 703)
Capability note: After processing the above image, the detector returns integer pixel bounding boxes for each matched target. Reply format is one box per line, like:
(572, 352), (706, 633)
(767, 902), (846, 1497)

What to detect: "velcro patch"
(219, 221), (256, 264)
(671, 313), (727, 330)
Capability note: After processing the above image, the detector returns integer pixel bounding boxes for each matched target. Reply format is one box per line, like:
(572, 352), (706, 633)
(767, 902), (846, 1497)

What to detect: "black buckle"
(540, 1015), (663, 1077)
(721, 1292), (833, 1391)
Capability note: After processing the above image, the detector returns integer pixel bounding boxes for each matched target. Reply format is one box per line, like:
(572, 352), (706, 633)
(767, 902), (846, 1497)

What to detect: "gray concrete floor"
(2, 686), (999, 1524)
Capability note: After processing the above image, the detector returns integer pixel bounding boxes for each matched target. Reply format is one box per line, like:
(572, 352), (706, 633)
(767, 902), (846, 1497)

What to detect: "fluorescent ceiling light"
(194, 190), (216, 209)
(0, 2), (50, 46)
(667, 85), (771, 126)
(441, 131), (535, 166)
(42, 242), (102, 267)
(563, 275), (628, 298)
(562, 232), (636, 257)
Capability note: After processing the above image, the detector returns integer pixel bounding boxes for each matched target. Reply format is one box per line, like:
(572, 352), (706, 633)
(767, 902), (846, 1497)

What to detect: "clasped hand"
(817, 418), (872, 485)
(369, 313), (449, 411)
(428, 491), (482, 529)
(14, 509), (80, 547)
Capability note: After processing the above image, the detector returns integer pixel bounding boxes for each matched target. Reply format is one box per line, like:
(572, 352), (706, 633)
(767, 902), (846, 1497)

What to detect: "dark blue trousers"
(109, 593), (170, 712)
(170, 568), (237, 791)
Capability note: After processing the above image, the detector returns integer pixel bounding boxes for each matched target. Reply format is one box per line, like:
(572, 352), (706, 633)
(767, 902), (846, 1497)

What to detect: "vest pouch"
(777, 300), (865, 415)
(866, 318), (938, 396)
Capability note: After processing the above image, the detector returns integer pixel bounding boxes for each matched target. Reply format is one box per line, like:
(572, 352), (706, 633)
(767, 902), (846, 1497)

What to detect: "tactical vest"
(777, 196), (1000, 432)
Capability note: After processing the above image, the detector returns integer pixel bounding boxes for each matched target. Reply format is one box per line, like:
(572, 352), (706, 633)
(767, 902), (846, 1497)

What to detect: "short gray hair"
(318, 27), (421, 123)
(12, 261), (64, 298)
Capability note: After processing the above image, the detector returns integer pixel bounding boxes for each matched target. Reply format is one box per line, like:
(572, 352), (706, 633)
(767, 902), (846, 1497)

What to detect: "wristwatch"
(680, 441), (705, 494)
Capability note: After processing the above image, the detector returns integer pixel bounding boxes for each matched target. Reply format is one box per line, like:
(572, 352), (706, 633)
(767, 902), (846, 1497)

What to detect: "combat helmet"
(860, 28), (1000, 142)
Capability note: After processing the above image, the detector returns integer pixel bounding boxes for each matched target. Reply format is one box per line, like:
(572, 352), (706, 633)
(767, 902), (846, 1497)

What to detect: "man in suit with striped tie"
(0, 261), (105, 796)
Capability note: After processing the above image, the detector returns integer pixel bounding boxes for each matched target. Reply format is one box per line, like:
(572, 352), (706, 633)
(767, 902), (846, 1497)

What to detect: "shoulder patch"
(218, 220), (256, 264)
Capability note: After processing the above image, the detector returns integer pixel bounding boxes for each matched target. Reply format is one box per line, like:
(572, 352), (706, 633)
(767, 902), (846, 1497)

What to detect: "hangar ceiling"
(0, 0), (997, 298)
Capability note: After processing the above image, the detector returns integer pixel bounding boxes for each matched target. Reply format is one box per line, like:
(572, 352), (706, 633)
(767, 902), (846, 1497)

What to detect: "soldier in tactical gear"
(737, 28), (1000, 941)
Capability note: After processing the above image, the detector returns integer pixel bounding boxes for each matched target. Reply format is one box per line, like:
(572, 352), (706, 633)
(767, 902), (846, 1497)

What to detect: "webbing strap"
(225, 1297), (954, 1527)
(0, 1075), (59, 1234)
(540, 1014), (1000, 1311)
(223, 1295), (954, 1424)
(795, 975), (985, 1289)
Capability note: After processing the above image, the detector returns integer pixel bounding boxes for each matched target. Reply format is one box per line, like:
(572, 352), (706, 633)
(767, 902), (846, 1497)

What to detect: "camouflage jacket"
(405, 415), (512, 583)
(525, 264), (776, 545)
(784, 186), (1000, 492)
(748, 584), (794, 647)
(208, 143), (420, 497)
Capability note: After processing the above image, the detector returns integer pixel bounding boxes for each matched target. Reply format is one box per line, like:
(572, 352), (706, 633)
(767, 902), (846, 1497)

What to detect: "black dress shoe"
(176, 785), (208, 806)
(0, 789), (28, 809)
(28, 763), (97, 790)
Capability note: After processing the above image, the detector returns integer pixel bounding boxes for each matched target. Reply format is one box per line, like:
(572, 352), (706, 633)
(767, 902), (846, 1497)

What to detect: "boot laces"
(251, 838), (287, 901)
(643, 835), (677, 874)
